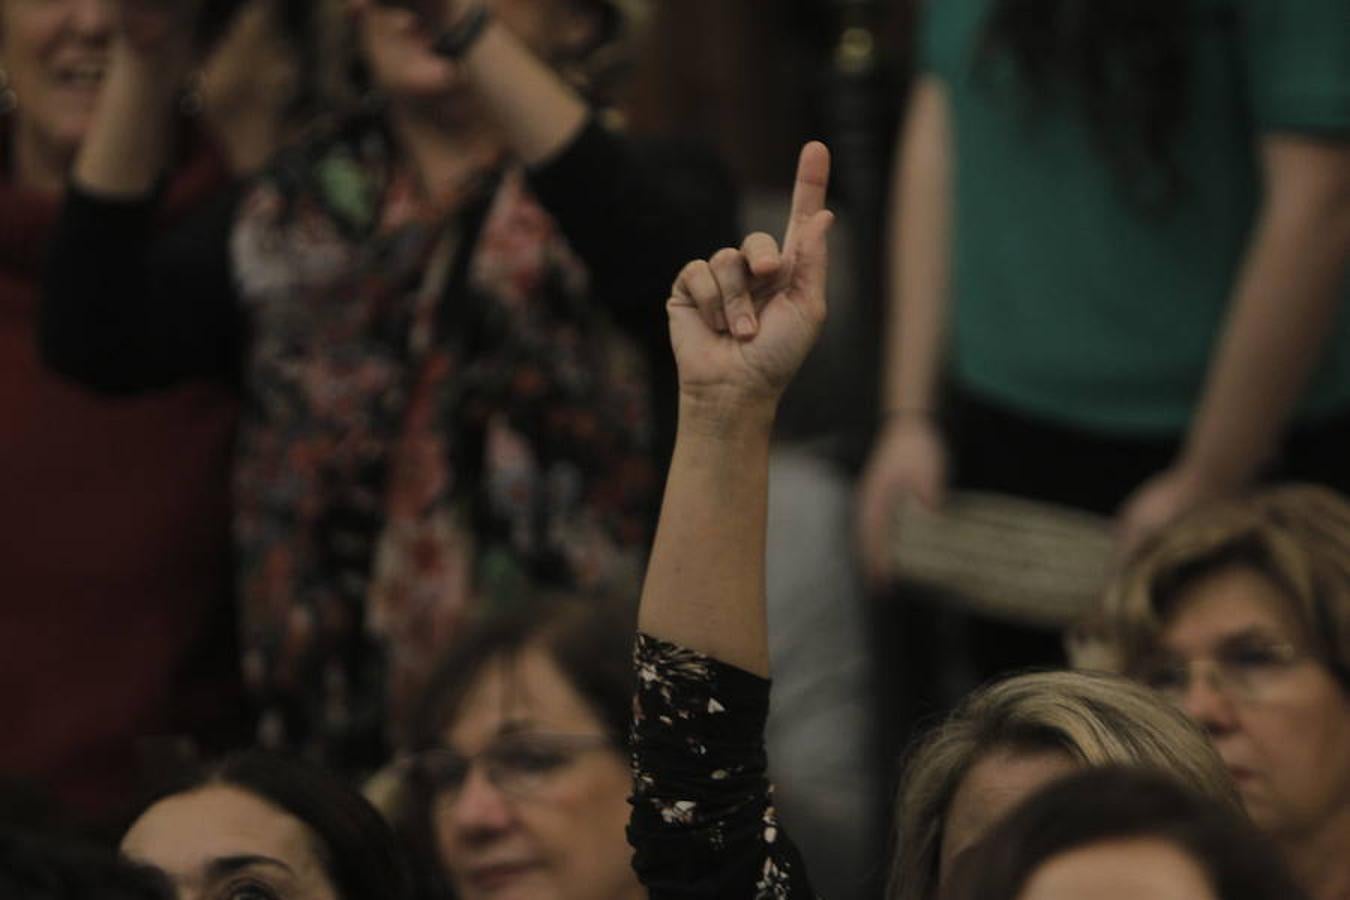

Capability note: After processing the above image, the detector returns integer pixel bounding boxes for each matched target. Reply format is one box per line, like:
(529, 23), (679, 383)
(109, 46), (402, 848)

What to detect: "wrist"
(1169, 452), (1252, 497)
(678, 392), (778, 442)
(883, 406), (934, 424)
(1175, 434), (1270, 493)
(882, 406), (939, 435)
(433, 3), (492, 59)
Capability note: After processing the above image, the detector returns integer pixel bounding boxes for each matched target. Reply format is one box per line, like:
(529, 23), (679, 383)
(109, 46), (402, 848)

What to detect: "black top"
(630, 633), (818, 899)
(40, 118), (738, 410)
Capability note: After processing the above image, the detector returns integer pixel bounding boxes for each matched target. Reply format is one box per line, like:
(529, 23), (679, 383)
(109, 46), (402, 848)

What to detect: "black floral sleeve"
(629, 633), (817, 900)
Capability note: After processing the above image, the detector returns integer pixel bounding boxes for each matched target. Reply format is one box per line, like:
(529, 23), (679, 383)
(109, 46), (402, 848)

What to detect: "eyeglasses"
(405, 733), (614, 801)
(1135, 638), (1306, 704)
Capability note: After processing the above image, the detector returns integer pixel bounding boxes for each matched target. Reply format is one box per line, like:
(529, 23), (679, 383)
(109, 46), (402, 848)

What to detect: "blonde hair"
(1101, 484), (1350, 679)
(888, 670), (1240, 900)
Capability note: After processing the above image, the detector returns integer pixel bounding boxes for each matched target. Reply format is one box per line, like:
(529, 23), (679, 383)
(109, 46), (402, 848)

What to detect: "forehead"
(446, 645), (606, 750)
(121, 786), (319, 880)
(942, 748), (1079, 869)
(1021, 838), (1216, 900)
(1160, 565), (1305, 653)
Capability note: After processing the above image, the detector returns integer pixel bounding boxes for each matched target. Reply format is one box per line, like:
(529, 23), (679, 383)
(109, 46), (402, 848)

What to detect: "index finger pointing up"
(783, 142), (831, 255)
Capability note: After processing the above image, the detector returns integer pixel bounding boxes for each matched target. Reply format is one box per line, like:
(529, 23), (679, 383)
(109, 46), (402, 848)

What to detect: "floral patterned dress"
(231, 114), (665, 765)
(630, 633), (817, 899)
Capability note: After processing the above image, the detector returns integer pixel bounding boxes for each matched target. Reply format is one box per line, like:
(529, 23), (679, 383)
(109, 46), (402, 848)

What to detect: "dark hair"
(979, 0), (1196, 211)
(945, 767), (1306, 900)
(408, 595), (636, 752)
(0, 831), (171, 900)
(135, 751), (412, 900)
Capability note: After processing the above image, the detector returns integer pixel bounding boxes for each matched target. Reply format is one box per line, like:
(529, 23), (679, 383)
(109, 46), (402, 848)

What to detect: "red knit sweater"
(0, 137), (244, 829)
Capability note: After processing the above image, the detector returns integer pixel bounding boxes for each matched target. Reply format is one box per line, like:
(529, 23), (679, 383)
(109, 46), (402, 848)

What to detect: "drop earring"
(0, 68), (17, 116)
(179, 70), (204, 117)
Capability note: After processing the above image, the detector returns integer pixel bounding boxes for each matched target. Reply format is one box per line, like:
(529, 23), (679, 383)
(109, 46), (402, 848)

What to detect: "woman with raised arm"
(630, 145), (1249, 900)
(628, 141), (834, 898)
(42, 0), (736, 770)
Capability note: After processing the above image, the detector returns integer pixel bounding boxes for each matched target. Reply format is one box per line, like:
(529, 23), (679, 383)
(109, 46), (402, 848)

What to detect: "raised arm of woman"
(416, 0), (741, 327)
(431, 0), (589, 163)
(629, 144), (832, 899)
(639, 143), (832, 670)
(41, 1), (243, 394)
(73, 3), (198, 195)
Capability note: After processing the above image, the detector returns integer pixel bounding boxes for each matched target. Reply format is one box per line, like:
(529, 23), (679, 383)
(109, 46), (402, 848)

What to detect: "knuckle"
(678, 259), (706, 280)
(710, 247), (743, 268)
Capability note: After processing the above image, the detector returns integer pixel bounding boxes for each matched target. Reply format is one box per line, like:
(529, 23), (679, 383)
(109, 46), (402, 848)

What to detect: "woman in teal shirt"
(858, 0), (1350, 675)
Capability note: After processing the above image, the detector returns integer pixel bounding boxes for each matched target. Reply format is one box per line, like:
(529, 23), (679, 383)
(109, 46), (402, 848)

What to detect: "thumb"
(914, 458), (948, 511)
(912, 478), (942, 512)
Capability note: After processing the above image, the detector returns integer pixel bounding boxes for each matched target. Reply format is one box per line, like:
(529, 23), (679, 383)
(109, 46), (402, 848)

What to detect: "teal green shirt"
(923, 0), (1350, 433)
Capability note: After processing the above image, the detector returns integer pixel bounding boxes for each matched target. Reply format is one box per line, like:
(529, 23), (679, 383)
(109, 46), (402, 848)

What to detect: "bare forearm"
(1182, 195), (1350, 484)
(637, 400), (776, 677)
(459, 20), (588, 167)
(882, 79), (952, 415)
(74, 43), (183, 197)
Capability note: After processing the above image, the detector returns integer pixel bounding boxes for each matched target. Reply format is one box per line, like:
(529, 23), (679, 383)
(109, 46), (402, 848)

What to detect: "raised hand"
(668, 142), (834, 413)
(855, 415), (949, 585)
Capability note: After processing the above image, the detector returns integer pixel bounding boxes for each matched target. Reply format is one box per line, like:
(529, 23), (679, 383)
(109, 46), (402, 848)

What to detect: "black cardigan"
(41, 118), (739, 457)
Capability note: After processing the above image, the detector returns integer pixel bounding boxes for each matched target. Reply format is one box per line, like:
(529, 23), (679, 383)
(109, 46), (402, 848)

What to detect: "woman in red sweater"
(0, 0), (245, 830)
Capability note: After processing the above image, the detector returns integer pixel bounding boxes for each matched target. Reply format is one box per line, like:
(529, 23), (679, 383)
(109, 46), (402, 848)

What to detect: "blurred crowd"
(1, 0), (1347, 899)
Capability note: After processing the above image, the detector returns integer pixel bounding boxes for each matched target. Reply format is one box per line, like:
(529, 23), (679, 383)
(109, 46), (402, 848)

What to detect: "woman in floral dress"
(43, 0), (735, 770)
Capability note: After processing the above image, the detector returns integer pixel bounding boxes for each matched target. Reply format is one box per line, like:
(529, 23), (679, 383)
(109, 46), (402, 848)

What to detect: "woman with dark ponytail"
(858, 0), (1350, 677)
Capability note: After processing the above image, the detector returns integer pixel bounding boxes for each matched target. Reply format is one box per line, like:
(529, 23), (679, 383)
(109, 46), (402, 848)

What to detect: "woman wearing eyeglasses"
(394, 596), (641, 900)
(1102, 485), (1350, 900)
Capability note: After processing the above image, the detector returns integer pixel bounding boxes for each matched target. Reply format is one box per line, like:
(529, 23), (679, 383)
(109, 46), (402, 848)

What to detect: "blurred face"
(429, 645), (640, 900)
(1152, 565), (1350, 840)
(939, 748), (1079, 885)
(121, 785), (339, 900)
(0, 0), (111, 177)
(1017, 838), (1217, 900)
(356, 0), (599, 106)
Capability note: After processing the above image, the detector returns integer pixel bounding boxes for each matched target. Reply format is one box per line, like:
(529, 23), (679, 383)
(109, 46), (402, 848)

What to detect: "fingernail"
(734, 316), (756, 338)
